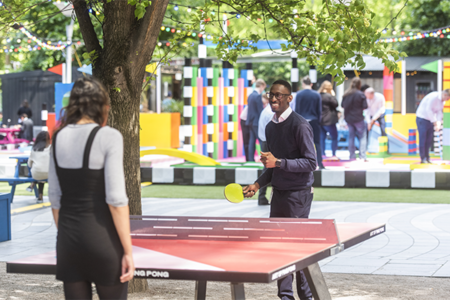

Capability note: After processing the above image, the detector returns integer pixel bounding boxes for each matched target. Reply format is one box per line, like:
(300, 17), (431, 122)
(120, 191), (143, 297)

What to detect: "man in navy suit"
(246, 79), (266, 161)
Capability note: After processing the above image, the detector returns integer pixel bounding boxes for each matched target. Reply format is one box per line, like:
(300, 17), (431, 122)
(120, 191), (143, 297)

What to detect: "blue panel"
(55, 83), (74, 120)
(203, 106), (208, 124)
(385, 109), (394, 114)
(203, 143), (207, 156)
(241, 70), (248, 87)
(223, 141), (228, 158)
(223, 69), (229, 87)
(200, 68), (207, 87)
(223, 105), (228, 121)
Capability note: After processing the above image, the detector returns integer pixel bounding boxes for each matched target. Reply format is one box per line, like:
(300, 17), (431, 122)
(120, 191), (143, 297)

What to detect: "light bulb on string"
(174, 5), (178, 11)
(187, 7), (191, 13)
(293, 9), (297, 13)
(268, 18), (273, 23)
(236, 13), (241, 19)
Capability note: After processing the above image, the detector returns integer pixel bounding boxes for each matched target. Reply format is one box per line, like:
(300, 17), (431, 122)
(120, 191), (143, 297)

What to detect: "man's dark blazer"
(246, 90), (263, 127)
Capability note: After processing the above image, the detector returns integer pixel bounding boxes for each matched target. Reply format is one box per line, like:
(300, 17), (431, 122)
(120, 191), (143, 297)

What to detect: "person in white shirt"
(364, 87), (386, 136)
(416, 89), (450, 163)
(240, 106), (250, 161)
(257, 93), (273, 206)
(27, 131), (50, 203)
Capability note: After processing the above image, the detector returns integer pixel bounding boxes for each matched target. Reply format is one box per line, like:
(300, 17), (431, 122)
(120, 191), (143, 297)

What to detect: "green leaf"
(135, 3), (146, 19)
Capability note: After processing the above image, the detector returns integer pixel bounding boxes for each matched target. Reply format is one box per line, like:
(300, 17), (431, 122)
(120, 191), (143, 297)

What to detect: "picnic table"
(0, 155), (42, 203)
(0, 128), (29, 145)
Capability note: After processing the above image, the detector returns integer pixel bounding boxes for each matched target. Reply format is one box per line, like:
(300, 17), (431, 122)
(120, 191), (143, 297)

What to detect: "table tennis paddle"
(224, 183), (248, 203)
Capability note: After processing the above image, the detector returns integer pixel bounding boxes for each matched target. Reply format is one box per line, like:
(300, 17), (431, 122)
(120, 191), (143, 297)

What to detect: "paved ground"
(2, 196), (450, 278)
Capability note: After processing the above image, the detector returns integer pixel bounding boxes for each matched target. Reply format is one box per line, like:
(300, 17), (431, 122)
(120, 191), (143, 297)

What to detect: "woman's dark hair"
(33, 131), (50, 151)
(343, 77), (362, 97)
(22, 100), (29, 108)
(55, 77), (110, 137)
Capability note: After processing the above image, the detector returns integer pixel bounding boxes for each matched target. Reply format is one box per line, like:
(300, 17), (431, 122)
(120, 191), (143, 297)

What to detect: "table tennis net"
(130, 216), (340, 244)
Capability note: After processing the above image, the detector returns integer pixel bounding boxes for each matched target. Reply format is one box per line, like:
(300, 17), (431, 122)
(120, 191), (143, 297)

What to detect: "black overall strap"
(82, 126), (102, 169)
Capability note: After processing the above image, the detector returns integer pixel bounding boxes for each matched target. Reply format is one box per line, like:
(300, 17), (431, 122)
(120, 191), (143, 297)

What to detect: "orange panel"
(223, 123), (228, 139)
(203, 125), (208, 143)
(47, 113), (56, 139)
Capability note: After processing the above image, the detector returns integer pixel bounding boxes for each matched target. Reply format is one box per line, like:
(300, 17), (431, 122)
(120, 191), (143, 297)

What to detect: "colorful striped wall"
(383, 66), (394, 132)
(443, 62), (450, 160)
(182, 59), (251, 159)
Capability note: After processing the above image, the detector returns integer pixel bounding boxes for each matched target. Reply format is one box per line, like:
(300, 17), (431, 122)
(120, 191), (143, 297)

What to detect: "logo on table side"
(370, 227), (385, 237)
(135, 269), (169, 278)
(272, 265), (296, 280)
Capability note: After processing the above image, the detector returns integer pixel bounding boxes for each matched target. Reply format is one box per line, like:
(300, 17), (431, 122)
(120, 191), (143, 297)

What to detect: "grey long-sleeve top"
(48, 124), (129, 209)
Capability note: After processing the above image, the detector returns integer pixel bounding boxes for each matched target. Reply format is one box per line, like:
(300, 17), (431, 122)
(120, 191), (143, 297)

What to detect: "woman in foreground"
(49, 77), (134, 299)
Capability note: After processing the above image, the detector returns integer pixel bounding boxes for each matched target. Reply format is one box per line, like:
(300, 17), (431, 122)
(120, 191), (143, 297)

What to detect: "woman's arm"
(52, 209), (59, 229)
(109, 205), (134, 283)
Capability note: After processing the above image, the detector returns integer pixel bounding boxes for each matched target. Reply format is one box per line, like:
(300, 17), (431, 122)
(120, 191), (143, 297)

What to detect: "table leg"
(9, 185), (16, 203)
(195, 280), (207, 300)
(230, 282), (245, 300)
(303, 262), (332, 300)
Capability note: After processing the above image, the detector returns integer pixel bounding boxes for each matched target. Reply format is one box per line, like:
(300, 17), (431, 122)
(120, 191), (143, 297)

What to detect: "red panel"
(132, 239), (334, 273)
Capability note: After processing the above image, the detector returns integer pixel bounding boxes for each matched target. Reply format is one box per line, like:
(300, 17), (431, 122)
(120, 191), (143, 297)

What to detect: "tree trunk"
(74, 0), (170, 293)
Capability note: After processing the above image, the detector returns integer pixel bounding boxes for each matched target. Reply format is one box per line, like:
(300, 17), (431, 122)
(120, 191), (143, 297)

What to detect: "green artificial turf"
(141, 185), (450, 204)
(0, 182), (49, 196)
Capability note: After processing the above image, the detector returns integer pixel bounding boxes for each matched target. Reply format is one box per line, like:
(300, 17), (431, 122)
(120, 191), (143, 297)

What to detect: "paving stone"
(433, 261), (450, 277)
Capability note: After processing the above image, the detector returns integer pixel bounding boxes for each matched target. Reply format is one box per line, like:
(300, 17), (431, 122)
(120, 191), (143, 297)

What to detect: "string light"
(174, 5), (178, 11)
(236, 13), (241, 19)
(187, 6), (191, 12)
(17, 26), (69, 50)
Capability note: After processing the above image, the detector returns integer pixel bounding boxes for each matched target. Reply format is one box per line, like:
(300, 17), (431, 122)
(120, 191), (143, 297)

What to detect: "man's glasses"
(266, 92), (290, 100)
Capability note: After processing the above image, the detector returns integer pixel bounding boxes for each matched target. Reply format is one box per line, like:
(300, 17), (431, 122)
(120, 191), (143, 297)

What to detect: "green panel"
(443, 113), (450, 128)
(233, 140), (237, 157)
(191, 109), (197, 125)
(233, 108), (238, 122)
(443, 146), (450, 160)
(213, 68), (219, 87)
(213, 143), (218, 160)
(213, 106), (219, 123)
(233, 69), (238, 87)
(256, 143), (261, 156)
(192, 145), (197, 153)
(192, 67), (198, 87)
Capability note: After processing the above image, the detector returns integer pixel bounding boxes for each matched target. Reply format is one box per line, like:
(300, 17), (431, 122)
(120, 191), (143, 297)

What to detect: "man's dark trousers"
(258, 141), (269, 204)
(308, 119), (323, 168)
(416, 116), (434, 161)
(270, 188), (314, 300)
(241, 119), (251, 161)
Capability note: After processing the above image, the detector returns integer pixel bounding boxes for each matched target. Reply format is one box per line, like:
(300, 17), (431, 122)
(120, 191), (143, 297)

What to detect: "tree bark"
(72, 0), (170, 293)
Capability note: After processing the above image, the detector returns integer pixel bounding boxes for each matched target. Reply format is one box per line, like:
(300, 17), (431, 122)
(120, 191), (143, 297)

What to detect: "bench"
(0, 193), (12, 242)
(0, 156), (46, 203)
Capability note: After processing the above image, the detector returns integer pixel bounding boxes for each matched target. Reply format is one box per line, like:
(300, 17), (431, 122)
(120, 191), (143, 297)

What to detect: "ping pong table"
(7, 216), (385, 300)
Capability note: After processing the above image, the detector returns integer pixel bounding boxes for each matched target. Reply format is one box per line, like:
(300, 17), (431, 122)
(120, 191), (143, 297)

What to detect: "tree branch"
(71, 0), (102, 61)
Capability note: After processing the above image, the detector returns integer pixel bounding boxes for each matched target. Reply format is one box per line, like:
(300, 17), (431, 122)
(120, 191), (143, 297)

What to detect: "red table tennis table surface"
(6, 219), (385, 284)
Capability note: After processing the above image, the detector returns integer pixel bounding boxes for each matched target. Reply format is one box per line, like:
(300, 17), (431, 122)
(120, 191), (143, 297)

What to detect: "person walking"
(27, 131), (51, 203)
(17, 100), (32, 122)
(257, 93), (273, 205)
(244, 79), (317, 300)
(342, 77), (368, 160)
(318, 81), (339, 159)
(246, 79), (266, 161)
(48, 78), (134, 299)
(240, 106), (251, 161)
(294, 76), (325, 169)
(364, 87), (386, 136)
(416, 89), (450, 164)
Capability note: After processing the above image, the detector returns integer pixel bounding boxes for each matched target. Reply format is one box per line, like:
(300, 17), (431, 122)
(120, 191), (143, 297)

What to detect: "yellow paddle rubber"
(224, 183), (245, 204)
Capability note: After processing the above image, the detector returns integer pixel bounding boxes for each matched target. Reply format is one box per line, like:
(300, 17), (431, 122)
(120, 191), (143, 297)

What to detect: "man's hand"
(260, 151), (277, 168)
(368, 120), (374, 131)
(243, 182), (260, 198)
(434, 121), (441, 132)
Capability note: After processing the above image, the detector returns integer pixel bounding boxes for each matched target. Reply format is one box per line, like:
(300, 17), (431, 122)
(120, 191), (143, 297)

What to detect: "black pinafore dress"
(53, 126), (123, 285)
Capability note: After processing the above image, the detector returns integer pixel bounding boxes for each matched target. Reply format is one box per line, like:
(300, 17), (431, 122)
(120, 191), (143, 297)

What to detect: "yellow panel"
(213, 123), (219, 143)
(192, 87), (197, 107)
(410, 163), (450, 170)
(192, 125), (197, 145)
(385, 115), (393, 123)
(140, 149), (220, 166)
(444, 108), (450, 113)
(232, 122), (238, 140)
(385, 101), (394, 109)
(140, 113), (172, 147)
(391, 113), (417, 138)
(213, 87), (218, 106)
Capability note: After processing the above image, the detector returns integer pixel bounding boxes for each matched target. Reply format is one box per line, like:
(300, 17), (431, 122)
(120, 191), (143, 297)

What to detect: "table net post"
(195, 280), (207, 300)
(230, 282), (245, 300)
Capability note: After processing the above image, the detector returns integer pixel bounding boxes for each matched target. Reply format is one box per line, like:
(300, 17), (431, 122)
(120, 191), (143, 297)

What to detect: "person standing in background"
(257, 93), (273, 205)
(19, 114), (34, 141)
(342, 77), (368, 161)
(416, 89), (450, 164)
(17, 100), (32, 123)
(318, 81), (339, 160)
(364, 87), (386, 136)
(240, 106), (251, 161)
(246, 79), (266, 161)
(294, 76), (325, 169)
